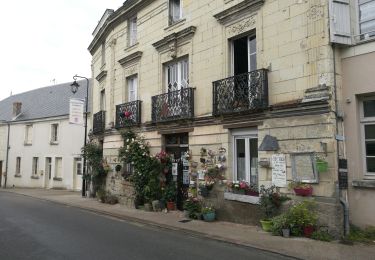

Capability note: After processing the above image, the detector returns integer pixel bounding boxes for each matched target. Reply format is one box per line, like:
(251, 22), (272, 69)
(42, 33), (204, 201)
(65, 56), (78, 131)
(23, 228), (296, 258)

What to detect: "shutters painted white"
(329, 0), (352, 45)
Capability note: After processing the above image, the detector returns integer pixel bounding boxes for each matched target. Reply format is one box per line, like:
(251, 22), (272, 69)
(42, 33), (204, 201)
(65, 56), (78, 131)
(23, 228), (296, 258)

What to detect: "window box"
(224, 191), (260, 204)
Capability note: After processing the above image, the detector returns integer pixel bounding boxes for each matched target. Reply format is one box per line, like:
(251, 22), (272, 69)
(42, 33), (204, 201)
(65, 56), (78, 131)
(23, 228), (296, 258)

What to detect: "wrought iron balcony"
(213, 69), (268, 116)
(92, 110), (105, 134)
(115, 100), (142, 128)
(152, 87), (194, 123)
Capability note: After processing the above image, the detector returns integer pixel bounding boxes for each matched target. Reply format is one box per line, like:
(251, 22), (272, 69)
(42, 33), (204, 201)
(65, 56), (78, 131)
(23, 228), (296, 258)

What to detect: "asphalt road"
(0, 191), (294, 260)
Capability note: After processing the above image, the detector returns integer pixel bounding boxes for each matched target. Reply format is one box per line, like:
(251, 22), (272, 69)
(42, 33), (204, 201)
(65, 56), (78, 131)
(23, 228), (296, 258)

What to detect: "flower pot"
(203, 212), (215, 222)
(166, 201), (176, 211)
(245, 190), (259, 196)
(233, 189), (246, 195)
(152, 200), (161, 212)
(260, 220), (273, 232)
(316, 160), (328, 173)
(282, 228), (290, 238)
(303, 225), (315, 238)
(144, 203), (153, 212)
(293, 187), (313, 196)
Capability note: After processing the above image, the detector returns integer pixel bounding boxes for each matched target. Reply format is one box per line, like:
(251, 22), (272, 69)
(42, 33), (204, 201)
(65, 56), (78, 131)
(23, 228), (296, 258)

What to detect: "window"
(165, 58), (189, 92)
(361, 97), (375, 176)
(169, 0), (183, 24)
(32, 157), (38, 176)
(101, 42), (106, 66)
(128, 16), (137, 46)
(100, 89), (106, 111)
(127, 76), (138, 102)
(359, 0), (375, 38)
(55, 157), (62, 178)
(16, 157), (21, 175)
(46, 157), (52, 180)
(232, 129), (258, 185)
(25, 125), (33, 145)
(232, 34), (256, 75)
(74, 158), (82, 175)
(51, 124), (58, 143)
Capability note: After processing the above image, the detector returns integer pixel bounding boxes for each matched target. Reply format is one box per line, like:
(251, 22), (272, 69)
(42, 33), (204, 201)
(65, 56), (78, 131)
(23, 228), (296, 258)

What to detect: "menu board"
(272, 154), (287, 187)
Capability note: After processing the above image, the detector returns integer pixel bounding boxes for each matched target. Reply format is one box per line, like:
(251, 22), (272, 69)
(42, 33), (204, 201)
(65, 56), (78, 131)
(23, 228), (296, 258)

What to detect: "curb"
(3, 190), (300, 259)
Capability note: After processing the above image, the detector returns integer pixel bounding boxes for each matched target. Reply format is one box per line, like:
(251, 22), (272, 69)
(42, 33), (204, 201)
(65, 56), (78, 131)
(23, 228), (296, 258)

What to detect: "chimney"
(13, 102), (22, 117)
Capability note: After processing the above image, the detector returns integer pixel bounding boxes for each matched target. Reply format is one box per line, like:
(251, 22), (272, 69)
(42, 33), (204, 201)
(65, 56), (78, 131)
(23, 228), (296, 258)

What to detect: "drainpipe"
(4, 122), (10, 188)
(332, 45), (350, 236)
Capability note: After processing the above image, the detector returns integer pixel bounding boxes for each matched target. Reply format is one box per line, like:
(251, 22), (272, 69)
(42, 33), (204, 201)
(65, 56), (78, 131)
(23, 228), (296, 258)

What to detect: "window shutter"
(329, 0), (352, 45)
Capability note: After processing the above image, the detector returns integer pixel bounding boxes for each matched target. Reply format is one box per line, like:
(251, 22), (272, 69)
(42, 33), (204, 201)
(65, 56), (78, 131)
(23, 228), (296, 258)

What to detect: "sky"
(0, 0), (124, 101)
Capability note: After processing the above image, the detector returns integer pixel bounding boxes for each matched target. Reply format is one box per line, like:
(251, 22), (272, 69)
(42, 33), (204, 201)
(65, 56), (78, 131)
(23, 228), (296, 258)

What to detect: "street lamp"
(70, 75), (89, 197)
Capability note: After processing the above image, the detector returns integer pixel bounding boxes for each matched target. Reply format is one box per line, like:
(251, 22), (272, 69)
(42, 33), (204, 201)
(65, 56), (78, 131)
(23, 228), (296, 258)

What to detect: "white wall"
(6, 116), (88, 190)
(0, 124), (8, 182)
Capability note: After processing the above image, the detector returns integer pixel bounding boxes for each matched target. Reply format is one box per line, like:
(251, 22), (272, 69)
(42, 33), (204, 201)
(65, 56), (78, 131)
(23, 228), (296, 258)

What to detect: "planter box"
(316, 160), (328, 173)
(224, 192), (260, 204)
(293, 187), (313, 196)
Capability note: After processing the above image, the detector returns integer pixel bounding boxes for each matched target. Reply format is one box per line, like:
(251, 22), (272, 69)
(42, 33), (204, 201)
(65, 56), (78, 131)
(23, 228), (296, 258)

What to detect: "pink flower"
(124, 111), (132, 118)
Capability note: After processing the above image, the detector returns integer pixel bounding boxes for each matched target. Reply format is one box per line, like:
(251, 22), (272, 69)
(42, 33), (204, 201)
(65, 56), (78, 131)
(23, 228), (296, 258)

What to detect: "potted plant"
(289, 181), (313, 196)
(202, 206), (215, 222)
(164, 182), (177, 211)
(183, 197), (202, 219)
(315, 155), (328, 173)
(245, 183), (259, 196)
(286, 201), (318, 237)
(270, 213), (290, 238)
(259, 185), (290, 232)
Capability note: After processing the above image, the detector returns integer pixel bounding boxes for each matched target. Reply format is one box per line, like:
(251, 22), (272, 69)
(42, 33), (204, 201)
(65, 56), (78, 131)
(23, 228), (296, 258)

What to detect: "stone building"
(88, 0), (354, 235)
(0, 81), (90, 190)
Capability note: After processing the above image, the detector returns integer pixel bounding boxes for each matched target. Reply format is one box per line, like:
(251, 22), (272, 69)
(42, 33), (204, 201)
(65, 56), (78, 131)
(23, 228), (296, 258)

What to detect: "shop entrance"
(165, 133), (189, 210)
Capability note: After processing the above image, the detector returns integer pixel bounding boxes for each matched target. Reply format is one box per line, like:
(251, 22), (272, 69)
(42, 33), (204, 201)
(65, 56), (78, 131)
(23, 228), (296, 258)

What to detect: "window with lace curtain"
(169, 0), (183, 25)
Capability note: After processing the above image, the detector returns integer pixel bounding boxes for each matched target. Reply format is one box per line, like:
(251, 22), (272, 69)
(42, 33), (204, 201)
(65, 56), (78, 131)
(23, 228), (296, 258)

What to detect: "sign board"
(69, 98), (84, 125)
(183, 170), (190, 185)
(271, 154), (287, 187)
(172, 163), (178, 176)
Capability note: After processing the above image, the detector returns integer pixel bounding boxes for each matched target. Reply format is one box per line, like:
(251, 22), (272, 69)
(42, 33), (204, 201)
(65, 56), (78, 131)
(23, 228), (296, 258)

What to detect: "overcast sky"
(0, 0), (123, 101)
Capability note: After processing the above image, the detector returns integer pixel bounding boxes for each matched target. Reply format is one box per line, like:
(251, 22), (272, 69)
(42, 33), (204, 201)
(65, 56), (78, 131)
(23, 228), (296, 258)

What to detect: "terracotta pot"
(294, 187), (313, 196)
(303, 225), (315, 238)
(166, 201), (175, 211)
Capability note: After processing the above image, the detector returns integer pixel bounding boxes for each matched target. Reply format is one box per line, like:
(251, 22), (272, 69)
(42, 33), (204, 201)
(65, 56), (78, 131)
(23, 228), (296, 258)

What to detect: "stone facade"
(89, 0), (344, 235)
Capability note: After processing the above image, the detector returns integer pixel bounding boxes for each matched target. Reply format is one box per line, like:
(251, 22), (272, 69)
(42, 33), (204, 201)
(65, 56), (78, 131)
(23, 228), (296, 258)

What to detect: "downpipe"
(332, 45), (350, 236)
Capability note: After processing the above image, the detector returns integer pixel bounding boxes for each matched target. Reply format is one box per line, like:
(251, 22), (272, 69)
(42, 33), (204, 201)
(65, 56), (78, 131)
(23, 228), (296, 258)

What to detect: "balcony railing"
(115, 100), (142, 128)
(213, 69), (268, 116)
(92, 110), (105, 134)
(152, 87), (194, 123)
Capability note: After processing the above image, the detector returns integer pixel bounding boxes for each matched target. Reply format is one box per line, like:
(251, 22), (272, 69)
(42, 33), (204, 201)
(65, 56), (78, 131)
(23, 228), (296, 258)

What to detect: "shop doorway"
(165, 133), (189, 210)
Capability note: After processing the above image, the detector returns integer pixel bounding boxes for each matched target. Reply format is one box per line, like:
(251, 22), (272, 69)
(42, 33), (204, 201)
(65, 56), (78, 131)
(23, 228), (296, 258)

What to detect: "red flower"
(124, 111), (132, 118)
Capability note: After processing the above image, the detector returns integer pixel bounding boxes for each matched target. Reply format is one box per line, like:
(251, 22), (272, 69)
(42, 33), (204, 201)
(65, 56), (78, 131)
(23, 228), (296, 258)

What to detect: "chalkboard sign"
(291, 153), (319, 183)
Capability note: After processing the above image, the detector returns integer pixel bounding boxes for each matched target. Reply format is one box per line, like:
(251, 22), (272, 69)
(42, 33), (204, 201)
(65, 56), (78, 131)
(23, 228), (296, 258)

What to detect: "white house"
(0, 81), (91, 190)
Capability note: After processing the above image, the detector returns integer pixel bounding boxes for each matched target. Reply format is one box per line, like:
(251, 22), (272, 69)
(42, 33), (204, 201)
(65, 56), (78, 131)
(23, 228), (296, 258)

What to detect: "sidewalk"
(2, 188), (374, 260)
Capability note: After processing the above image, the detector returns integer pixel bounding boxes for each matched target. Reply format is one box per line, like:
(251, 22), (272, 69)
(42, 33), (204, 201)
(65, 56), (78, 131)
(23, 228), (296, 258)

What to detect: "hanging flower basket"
(316, 160), (328, 173)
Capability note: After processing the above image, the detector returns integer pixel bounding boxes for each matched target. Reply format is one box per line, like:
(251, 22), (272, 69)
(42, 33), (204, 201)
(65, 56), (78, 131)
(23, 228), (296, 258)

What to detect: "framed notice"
(291, 153), (319, 183)
(272, 154), (287, 187)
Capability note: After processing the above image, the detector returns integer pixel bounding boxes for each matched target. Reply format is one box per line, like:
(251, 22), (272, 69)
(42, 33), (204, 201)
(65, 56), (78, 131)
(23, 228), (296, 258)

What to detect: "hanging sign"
(69, 98), (84, 125)
(272, 154), (287, 187)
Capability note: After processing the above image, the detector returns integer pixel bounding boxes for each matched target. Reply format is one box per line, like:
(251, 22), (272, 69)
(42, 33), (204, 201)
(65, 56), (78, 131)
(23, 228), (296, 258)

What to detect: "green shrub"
(311, 230), (334, 242)
(345, 225), (375, 244)
(270, 213), (289, 236)
(287, 201), (317, 236)
(259, 185), (290, 220)
(183, 198), (202, 219)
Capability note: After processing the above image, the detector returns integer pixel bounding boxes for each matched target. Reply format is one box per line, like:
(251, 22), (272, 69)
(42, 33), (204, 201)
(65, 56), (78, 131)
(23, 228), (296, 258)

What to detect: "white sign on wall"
(172, 163), (178, 176)
(69, 98), (84, 125)
(272, 154), (287, 187)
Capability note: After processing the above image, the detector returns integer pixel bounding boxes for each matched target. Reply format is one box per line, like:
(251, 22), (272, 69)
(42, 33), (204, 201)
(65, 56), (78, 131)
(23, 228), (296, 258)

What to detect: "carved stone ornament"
(124, 65), (137, 77)
(307, 5), (324, 21)
(227, 15), (256, 38)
